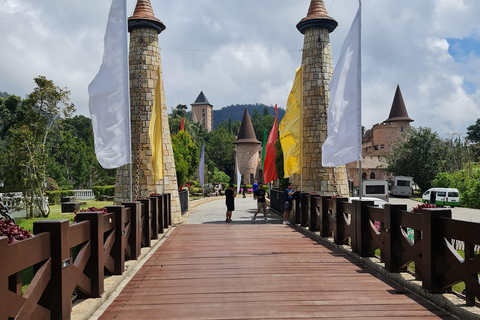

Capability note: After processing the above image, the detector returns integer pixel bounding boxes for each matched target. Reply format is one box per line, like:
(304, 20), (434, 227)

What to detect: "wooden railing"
(269, 189), (480, 306)
(1, 193), (172, 320)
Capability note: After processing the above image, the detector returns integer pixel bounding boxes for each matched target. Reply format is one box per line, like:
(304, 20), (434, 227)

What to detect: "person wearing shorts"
(225, 184), (236, 222)
(283, 183), (296, 224)
(252, 182), (267, 221)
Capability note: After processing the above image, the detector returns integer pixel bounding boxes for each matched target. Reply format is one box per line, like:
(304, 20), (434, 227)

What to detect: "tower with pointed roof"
(191, 91), (214, 132)
(294, 0), (349, 195)
(234, 108), (262, 185)
(115, 0), (181, 222)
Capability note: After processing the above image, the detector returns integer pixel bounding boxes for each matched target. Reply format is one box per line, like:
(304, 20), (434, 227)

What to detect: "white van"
(422, 188), (460, 207)
(362, 180), (389, 202)
(391, 176), (413, 197)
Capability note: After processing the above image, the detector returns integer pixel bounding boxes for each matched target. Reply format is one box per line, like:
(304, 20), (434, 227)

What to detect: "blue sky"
(0, 0), (479, 137)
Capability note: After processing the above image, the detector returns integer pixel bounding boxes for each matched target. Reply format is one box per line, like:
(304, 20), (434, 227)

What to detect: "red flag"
(180, 117), (184, 131)
(263, 105), (278, 183)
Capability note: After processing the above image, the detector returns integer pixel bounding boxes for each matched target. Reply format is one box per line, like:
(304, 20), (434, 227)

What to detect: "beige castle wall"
(192, 104), (213, 132)
(292, 27), (348, 196)
(115, 27), (181, 223)
(235, 143), (261, 185)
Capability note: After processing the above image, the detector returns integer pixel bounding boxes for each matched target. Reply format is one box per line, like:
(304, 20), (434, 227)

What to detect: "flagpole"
(300, 63), (304, 193)
(129, 163), (133, 201)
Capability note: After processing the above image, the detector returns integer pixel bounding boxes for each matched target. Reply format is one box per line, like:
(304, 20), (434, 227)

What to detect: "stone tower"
(234, 108), (261, 185)
(191, 91), (214, 132)
(115, 0), (181, 222)
(295, 0), (349, 195)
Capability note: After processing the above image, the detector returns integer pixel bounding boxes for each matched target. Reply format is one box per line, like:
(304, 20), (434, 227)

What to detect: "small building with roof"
(346, 85), (414, 186)
(234, 108), (262, 185)
(191, 91), (213, 132)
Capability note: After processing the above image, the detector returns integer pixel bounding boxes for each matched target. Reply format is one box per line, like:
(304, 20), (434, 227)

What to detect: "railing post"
(154, 195), (164, 233)
(122, 202), (142, 259)
(422, 208), (451, 293)
(75, 212), (104, 297)
(353, 199), (374, 256)
(139, 199), (151, 247)
(383, 203), (407, 272)
(319, 196), (330, 237)
(33, 220), (71, 320)
(300, 192), (309, 227)
(333, 197), (349, 245)
(105, 206), (126, 275)
(166, 193), (172, 226)
(149, 197), (159, 239)
(293, 194), (301, 225)
(309, 194), (320, 232)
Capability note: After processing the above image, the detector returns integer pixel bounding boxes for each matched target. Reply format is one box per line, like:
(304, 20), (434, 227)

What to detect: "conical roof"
(234, 108), (261, 144)
(128, 0), (166, 34)
(385, 85), (413, 123)
(297, 0), (338, 34)
(191, 91), (212, 106)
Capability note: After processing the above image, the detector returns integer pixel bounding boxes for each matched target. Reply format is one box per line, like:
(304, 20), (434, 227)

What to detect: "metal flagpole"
(129, 163), (133, 201)
(300, 64), (304, 193)
(359, 160), (362, 199)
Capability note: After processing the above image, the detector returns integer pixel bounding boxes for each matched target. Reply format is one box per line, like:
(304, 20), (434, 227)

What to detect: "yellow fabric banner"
(148, 66), (164, 182)
(279, 66), (303, 178)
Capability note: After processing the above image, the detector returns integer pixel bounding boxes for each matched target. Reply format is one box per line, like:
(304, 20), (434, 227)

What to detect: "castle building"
(191, 91), (214, 132)
(115, 0), (181, 221)
(346, 85), (414, 186)
(234, 108), (262, 185)
(294, 0), (349, 195)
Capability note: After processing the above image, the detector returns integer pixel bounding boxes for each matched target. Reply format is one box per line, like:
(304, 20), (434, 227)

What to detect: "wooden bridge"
(2, 193), (480, 319)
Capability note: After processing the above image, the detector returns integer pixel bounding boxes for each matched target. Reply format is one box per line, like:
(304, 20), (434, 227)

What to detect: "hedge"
(45, 190), (75, 205)
(91, 186), (115, 201)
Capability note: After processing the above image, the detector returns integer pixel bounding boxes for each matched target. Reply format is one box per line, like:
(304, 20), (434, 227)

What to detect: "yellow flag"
(148, 66), (164, 182)
(279, 66), (302, 178)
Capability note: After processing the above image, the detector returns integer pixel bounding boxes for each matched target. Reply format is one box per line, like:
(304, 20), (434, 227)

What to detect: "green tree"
(0, 76), (75, 217)
(466, 118), (480, 143)
(386, 127), (443, 192)
(274, 139), (289, 190)
(171, 131), (199, 188)
(205, 127), (236, 178)
(251, 106), (275, 143)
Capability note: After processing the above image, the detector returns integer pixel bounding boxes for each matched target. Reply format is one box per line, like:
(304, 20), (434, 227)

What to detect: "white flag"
(88, 0), (131, 169)
(322, 2), (362, 167)
(236, 158), (241, 194)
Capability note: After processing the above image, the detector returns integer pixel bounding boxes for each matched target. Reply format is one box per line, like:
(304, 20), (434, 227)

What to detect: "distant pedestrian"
(218, 183), (222, 196)
(252, 182), (267, 222)
(225, 184), (236, 222)
(252, 180), (258, 199)
(242, 184), (247, 198)
(282, 183), (297, 224)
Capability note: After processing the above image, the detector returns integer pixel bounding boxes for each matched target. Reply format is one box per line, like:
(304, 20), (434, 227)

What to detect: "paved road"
(184, 196), (283, 224)
(389, 196), (480, 222)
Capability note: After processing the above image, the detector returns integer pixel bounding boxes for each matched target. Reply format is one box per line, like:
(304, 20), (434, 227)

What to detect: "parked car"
(422, 188), (460, 207)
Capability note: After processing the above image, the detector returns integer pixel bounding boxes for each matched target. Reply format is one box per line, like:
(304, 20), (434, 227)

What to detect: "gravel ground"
(183, 195), (283, 225)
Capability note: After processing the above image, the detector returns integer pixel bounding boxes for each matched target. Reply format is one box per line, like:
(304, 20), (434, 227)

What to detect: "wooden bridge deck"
(98, 224), (456, 319)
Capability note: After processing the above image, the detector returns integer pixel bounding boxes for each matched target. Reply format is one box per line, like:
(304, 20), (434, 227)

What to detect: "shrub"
(0, 218), (32, 244)
(45, 190), (75, 205)
(92, 186), (115, 201)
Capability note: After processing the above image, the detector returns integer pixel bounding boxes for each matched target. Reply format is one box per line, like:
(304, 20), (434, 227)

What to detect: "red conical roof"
(297, 0), (337, 34)
(128, 0), (165, 34)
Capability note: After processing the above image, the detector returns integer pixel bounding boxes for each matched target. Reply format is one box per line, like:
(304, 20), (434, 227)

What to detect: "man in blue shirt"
(283, 183), (297, 224)
(252, 180), (258, 199)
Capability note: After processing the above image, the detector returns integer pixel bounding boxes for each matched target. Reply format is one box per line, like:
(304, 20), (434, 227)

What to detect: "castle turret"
(294, 0), (349, 195)
(234, 108), (261, 184)
(191, 91), (214, 132)
(115, 0), (181, 222)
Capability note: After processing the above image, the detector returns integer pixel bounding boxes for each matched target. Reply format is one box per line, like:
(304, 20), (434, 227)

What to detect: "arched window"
(250, 173), (254, 184)
(362, 172), (367, 180)
(370, 172), (376, 179)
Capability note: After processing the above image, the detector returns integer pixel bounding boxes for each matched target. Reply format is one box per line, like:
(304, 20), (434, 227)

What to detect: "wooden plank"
(98, 224), (456, 320)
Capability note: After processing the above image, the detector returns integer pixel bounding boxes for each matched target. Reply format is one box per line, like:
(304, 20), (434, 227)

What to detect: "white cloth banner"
(322, 2), (362, 167)
(236, 157), (241, 194)
(88, 0), (131, 169)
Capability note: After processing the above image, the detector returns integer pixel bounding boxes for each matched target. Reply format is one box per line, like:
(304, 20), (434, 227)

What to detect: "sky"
(0, 0), (479, 138)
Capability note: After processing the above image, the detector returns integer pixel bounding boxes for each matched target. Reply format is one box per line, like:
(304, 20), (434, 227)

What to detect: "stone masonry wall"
(293, 27), (349, 196)
(235, 143), (260, 185)
(115, 27), (181, 222)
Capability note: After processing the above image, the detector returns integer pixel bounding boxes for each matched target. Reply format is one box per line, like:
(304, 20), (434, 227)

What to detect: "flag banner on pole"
(263, 104), (278, 183)
(322, 2), (362, 167)
(88, 0), (131, 169)
(261, 129), (267, 170)
(279, 66), (303, 178)
(148, 66), (164, 183)
(180, 117), (184, 131)
(199, 144), (205, 187)
(236, 157), (241, 194)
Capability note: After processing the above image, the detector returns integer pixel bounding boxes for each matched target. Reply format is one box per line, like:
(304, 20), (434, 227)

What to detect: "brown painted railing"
(269, 189), (480, 307)
(1, 194), (172, 320)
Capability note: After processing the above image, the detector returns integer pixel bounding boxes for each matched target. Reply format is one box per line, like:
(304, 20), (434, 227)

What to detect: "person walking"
(252, 180), (258, 199)
(225, 184), (236, 222)
(252, 182), (267, 222)
(242, 184), (247, 198)
(282, 183), (296, 224)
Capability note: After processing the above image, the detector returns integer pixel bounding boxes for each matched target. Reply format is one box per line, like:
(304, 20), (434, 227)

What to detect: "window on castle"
(362, 172), (367, 180)
(401, 127), (404, 132)
(380, 144), (385, 149)
(374, 145), (379, 150)
(250, 173), (254, 184)
(370, 172), (375, 179)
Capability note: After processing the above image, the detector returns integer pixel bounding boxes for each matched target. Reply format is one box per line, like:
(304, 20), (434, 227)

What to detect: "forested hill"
(0, 91), (9, 99)
(213, 104), (285, 129)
